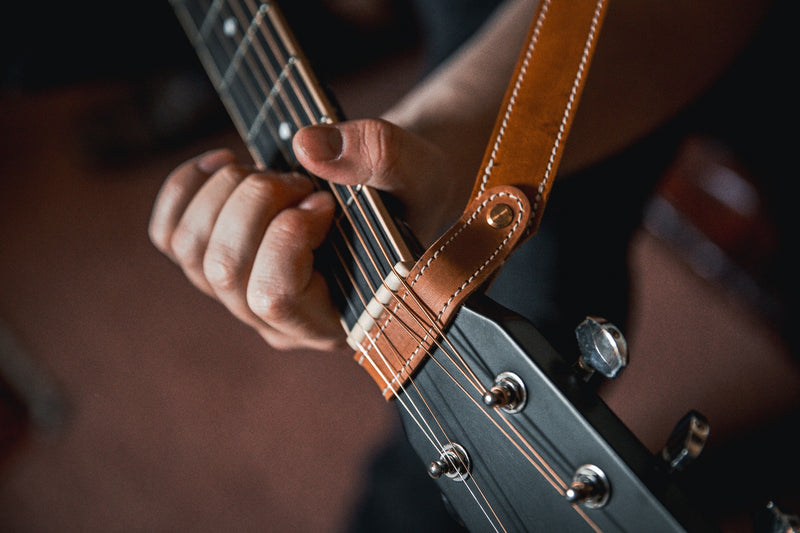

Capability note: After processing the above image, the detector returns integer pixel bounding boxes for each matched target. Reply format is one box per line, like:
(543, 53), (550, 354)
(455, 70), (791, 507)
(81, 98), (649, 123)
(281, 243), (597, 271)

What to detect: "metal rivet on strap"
(486, 204), (514, 229)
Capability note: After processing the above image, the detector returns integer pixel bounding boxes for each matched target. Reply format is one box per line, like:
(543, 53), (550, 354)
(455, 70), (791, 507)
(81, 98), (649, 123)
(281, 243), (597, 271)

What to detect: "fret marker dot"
(223, 17), (237, 37)
(278, 122), (293, 141)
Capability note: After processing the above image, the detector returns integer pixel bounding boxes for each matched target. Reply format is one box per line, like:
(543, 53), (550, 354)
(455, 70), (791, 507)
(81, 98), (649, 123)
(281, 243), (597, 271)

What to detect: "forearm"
(383, 0), (538, 196)
(384, 0), (772, 183)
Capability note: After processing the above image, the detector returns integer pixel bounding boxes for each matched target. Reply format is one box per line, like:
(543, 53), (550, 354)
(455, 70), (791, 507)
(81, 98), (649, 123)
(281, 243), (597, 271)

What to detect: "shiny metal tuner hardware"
(428, 443), (471, 482)
(754, 501), (800, 533)
(482, 372), (527, 413)
(661, 410), (709, 472)
(574, 316), (628, 379)
(565, 464), (610, 508)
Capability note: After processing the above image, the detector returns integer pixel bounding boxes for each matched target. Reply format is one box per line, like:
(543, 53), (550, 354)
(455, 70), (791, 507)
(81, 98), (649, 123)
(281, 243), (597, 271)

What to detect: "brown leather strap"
(353, 186), (530, 399)
(472, 0), (609, 238)
(357, 0), (609, 397)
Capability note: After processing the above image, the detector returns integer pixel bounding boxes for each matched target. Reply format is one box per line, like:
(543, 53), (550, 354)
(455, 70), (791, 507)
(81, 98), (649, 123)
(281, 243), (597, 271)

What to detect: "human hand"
(149, 119), (466, 351)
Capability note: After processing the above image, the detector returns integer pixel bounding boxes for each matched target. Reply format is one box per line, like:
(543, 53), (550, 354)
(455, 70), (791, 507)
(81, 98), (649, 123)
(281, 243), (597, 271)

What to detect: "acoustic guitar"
(165, 1), (784, 531)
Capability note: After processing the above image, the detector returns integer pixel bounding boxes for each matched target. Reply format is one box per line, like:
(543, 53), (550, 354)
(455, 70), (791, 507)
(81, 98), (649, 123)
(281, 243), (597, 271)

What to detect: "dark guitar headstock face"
(394, 294), (716, 532)
(169, 3), (725, 530)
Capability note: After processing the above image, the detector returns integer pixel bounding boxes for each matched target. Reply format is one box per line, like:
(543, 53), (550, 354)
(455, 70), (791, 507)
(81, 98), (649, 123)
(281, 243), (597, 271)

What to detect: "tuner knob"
(754, 501), (800, 533)
(575, 316), (628, 379)
(661, 410), (709, 472)
(565, 464), (610, 508)
(428, 443), (471, 481)
(482, 372), (527, 413)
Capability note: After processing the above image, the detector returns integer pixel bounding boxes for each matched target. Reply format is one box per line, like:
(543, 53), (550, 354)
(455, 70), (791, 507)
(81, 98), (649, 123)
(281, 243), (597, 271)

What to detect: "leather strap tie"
(358, 0), (609, 397)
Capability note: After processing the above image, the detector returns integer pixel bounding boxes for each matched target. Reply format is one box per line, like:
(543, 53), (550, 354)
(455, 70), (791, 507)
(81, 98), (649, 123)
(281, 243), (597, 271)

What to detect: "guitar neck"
(170, 0), (417, 334)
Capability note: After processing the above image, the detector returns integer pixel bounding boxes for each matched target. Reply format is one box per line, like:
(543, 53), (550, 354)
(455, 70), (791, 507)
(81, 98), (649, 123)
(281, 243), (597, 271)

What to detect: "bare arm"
(386, 0), (772, 177)
(150, 0), (772, 352)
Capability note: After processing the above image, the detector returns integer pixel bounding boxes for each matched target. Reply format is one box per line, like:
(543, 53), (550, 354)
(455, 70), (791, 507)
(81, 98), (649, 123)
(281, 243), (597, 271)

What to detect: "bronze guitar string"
(172, 0), (608, 530)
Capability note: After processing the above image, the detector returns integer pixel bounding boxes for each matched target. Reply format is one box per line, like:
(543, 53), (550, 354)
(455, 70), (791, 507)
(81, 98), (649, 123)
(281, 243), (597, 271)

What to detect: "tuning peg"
(754, 501), (800, 533)
(660, 410), (709, 473)
(565, 464), (610, 508)
(428, 443), (471, 481)
(574, 316), (628, 380)
(482, 372), (527, 413)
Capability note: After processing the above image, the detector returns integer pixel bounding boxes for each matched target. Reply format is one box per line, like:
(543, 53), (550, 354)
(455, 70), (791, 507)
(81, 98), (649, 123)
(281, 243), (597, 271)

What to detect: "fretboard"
(170, 0), (416, 333)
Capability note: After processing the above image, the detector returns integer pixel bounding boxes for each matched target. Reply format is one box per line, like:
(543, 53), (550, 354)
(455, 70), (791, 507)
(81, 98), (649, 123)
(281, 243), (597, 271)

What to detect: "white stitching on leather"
(478, 0), (550, 196)
(377, 191), (525, 395)
(362, 0), (608, 394)
(533, 0), (605, 218)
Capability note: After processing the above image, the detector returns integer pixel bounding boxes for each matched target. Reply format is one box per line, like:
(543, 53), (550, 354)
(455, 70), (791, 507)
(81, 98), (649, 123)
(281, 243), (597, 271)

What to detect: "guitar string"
(184, 2), (579, 530)
(238, 8), (516, 528)
(216, 2), (515, 527)
(178, 1), (603, 530)
(201, 0), (490, 494)
(182, 0), (552, 524)
(191, 0), (410, 345)
(229, 0), (490, 424)
(203, 0), (568, 524)
(174, 0), (478, 510)
(230, 0), (497, 431)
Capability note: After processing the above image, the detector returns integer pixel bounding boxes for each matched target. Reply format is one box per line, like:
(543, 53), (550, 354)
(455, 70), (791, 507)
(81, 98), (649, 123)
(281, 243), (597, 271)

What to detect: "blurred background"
(1, 1), (797, 531)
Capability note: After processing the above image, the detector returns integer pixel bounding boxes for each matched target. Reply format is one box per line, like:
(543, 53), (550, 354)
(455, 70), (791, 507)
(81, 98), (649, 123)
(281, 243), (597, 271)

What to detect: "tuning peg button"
(661, 410), (709, 472)
(754, 501), (800, 533)
(565, 464), (610, 508)
(428, 443), (471, 481)
(482, 372), (527, 413)
(575, 316), (628, 379)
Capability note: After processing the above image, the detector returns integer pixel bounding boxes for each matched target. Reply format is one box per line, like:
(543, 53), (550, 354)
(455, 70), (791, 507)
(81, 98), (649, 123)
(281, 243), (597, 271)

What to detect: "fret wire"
(215, 2), (394, 284)
(173, 4), (538, 531)
(187, 3), (428, 412)
(229, 1), (306, 132)
(199, 0), (225, 36)
(192, 0), (287, 163)
(180, 1), (411, 350)
(219, 6), (265, 88)
(254, 0), (321, 125)
(184, 10), (536, 531)
(214, 3), (270, 125)
(245, 57), (296, 158)
(226, 8), (393, 315)
(234, 2), (400, 289)
(247, 16), (396, 275)
(170, 0), (253, 147)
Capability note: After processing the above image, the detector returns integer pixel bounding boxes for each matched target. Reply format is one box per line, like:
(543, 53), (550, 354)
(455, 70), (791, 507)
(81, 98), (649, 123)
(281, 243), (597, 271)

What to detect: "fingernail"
(298, 191), (335, 212)
(297, 125), (343, 162)
(197, 149), (234, 173)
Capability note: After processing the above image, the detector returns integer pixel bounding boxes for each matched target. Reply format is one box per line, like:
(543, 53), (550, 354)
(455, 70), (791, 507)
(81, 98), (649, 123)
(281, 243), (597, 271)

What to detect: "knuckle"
(239, 173), (281, 204)
(361, 119), (400, 181)
(247, 287), (293, 323)
(270, 209), (309, 243)
(170, 226), (205, 268)
(148, 222), (168, 252)
(256, 329), (297, 351)
(214, 163), (249, 188)
(158, 174), (191, 206)
(203, 247), (244, 292)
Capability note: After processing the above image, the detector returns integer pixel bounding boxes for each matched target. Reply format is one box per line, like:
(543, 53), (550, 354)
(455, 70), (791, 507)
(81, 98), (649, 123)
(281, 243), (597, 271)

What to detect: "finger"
(149, 149), (237, 257)
(292, 119), (459, 241)
(293, 119), (424, 191)
(245, 191), (345, 350)
(168, 162), (252, 295)
(202, 171), (315, 327)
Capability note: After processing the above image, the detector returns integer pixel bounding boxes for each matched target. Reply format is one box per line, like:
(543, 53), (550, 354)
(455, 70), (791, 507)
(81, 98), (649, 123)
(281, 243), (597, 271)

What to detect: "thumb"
(292, 119), (462, 242)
